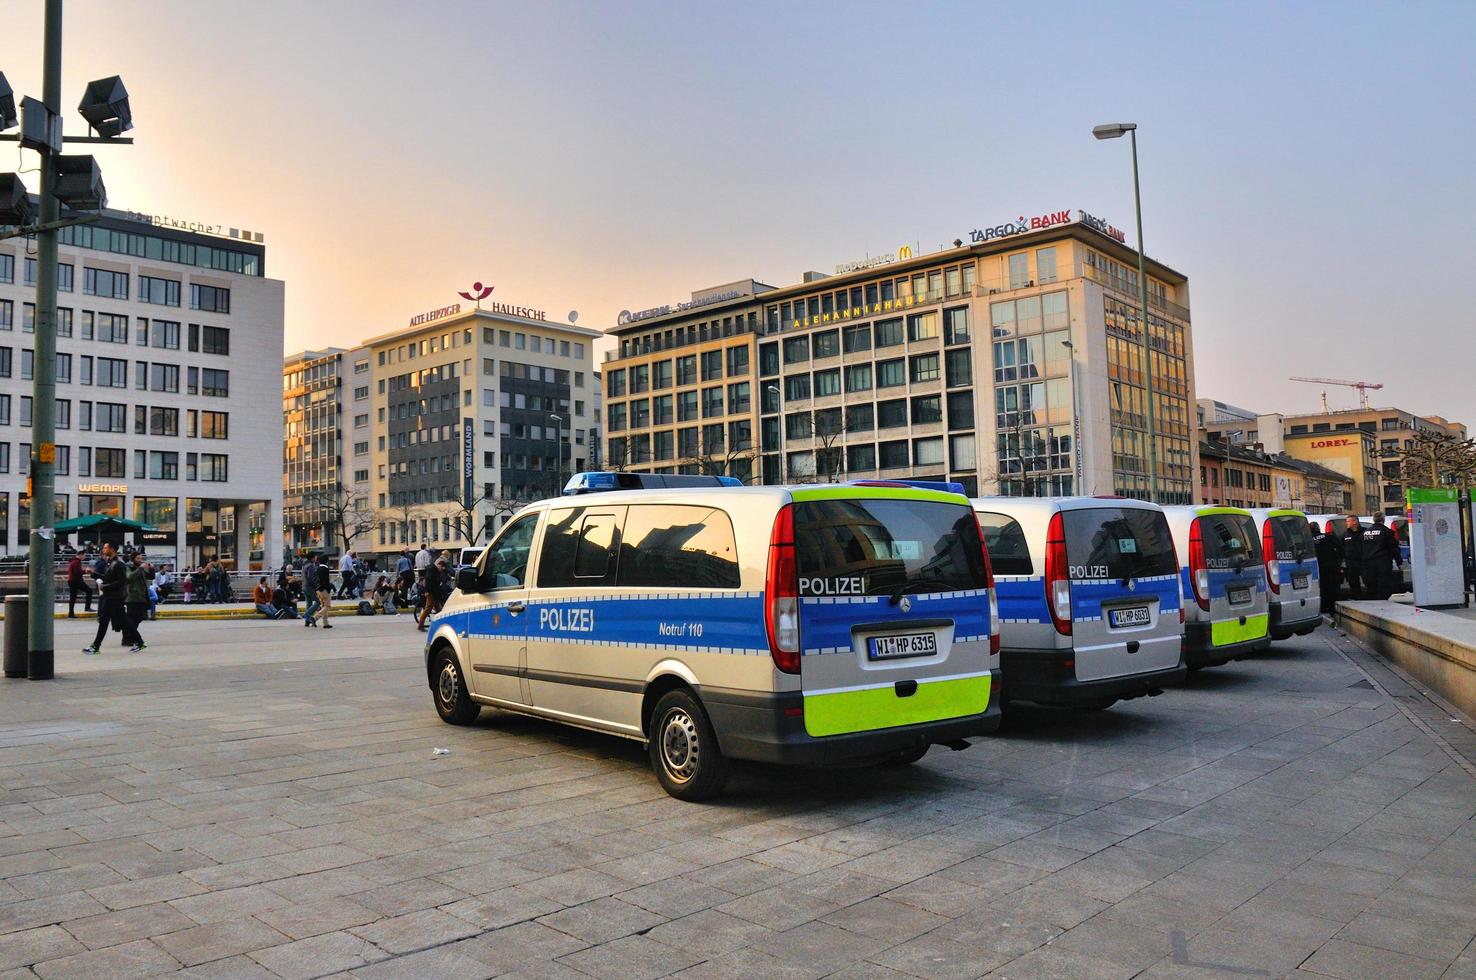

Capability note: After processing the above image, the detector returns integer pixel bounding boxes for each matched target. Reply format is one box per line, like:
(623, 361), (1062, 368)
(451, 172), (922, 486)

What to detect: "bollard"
(3, 595), (27, 678)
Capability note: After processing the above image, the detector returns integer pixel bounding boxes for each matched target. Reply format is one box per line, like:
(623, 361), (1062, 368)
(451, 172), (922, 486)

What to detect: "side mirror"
(456, 567), (480, 594)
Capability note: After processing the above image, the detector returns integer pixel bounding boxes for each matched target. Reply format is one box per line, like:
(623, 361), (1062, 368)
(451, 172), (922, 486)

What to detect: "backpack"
(357, 600), (375, 616)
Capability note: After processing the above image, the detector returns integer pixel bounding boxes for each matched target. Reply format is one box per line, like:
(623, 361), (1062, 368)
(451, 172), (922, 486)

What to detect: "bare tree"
(440, 482), (493, 547)
(307, 485), (375, 556)
(685, 429), (760, 483)
(1396, 431), (1476, 491)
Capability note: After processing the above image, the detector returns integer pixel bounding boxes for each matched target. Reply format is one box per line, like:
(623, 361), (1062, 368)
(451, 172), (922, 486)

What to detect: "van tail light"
(1262, 519), (1280, 596)
(972, 512), (1001, 656)
(1188, 517), (1210, 611)
(765, 505), (800, 674)
(1045, 512), (1072, 636)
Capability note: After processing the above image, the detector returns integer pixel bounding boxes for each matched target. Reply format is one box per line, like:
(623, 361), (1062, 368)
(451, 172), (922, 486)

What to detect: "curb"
(2, 603), (371, 622)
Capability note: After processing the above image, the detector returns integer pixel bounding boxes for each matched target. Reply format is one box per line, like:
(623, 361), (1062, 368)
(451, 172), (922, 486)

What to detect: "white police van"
(425, 475), (1001, 800)
(1161, 506), (1271, 669)
(1247, 508), (1320, 640)
(972, 497), (1184, 710)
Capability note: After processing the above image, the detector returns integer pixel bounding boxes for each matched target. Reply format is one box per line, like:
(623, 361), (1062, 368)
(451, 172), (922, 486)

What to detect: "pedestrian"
(66, 553), (93, 617)
(253, 576), (281, 618)
(415, 543), (433, 572)
(337, 550), (355, 598)
(1312, 519), (1341, 616)
(371, 574), (396, 613)
(272, 582), (300, 619)
(125, 554), (154, 637)
(154, 565), (173, 603)
(1361, 513), (1400, 601)
(181, 574), (195, 603)
(1341, 516), (1364, 600)
(302, 553), (321, 626)
(395, 548), (414, 605)
(83, 544), (144, 654)
(416, 556), (447, 631)
(315, 553), (334, 629)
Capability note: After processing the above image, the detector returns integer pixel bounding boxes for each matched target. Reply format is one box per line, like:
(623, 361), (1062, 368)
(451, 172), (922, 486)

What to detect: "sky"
(7, 0), (1475, 423)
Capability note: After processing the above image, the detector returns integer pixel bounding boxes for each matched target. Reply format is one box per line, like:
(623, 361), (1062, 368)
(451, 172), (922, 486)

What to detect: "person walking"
(315, 553), (335, 629)
(1312, 519), (1341, 616)
(1361, 513), (1400, 601)
(416, 556), (446, 631)
(415, 543), (433, 572)
(337, 550), (355, 598)
(302, 553), (321, 627)
(83, 544), (144, 654)
(1341, 516), (1364, 600)
(125, 554), (154, 640)
(66, 553), (93, 618)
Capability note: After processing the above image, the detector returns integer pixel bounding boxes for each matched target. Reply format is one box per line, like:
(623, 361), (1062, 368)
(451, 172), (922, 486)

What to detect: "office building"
(282, 346), (372, 557)
(1198, 438), (1353, 512)
(1282, 429), (1381, 515)
(363, 302), (600, 553)
(603, 211), (1196, 502)
(0, 208), (284, 569)
(1200, 400), (1466, 516)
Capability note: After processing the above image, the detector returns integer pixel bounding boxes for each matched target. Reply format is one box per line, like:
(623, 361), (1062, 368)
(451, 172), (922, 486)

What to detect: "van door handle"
(1126, 641), (1140, 654)
(507, 602), (526, 615)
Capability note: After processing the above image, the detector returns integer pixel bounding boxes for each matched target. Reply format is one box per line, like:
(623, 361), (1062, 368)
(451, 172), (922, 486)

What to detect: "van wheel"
(649, 689), (729, 801)
(433, 650), (479, 725)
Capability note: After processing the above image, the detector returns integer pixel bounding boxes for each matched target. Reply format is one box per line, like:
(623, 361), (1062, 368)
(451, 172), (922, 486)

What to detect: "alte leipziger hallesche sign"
(969, 209), (1127, 245)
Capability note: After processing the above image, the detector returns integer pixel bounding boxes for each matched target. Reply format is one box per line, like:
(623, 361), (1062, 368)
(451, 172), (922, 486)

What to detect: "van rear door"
(1268, 513), (1317, 603)
(1062, 507), (1182, 681)
(790, 490), (993, 737)
(1201, 512), (1267, 643)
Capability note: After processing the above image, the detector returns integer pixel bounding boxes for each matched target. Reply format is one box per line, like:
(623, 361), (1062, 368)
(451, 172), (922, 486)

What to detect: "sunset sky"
(8, 1), (1474, 423)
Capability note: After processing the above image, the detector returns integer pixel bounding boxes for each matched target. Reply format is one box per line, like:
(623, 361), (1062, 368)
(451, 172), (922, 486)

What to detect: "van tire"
(649, 689), (729, 801)
(433, 650), (480, 725)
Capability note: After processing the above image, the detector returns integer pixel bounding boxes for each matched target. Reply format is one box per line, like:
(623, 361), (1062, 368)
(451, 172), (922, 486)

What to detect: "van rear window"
(1270, 515), (1315, 562)
(975, 512), (1034, 576)
(1062, 508), (1177, 580)
(1199, 513), (1259, 568)
(794, 499), (988, 597)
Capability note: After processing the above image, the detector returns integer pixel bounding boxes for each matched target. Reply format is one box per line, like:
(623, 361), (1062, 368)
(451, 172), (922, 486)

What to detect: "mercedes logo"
(899, 596), (913, 613)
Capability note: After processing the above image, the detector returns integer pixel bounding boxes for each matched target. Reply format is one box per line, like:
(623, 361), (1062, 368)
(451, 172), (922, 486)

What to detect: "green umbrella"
(53, 514), (158, 534)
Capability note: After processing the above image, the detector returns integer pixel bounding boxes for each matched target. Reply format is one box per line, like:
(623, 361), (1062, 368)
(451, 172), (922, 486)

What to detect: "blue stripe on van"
(436, 592), (771, 656)
(996, 575), (1180, 624)
(1179, 566), (1267, 599)
(799, 589), (991, 657)
(1277, 558), (1319, 587)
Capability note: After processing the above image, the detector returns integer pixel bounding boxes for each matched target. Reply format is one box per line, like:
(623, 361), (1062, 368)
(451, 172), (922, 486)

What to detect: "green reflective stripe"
(788, 486), (965, 505)
(1211, 613), (1269, 646)
(1195, 506), (1253, 518)
(1268, 509), (1304, 519)
(803, 674), (991, 737)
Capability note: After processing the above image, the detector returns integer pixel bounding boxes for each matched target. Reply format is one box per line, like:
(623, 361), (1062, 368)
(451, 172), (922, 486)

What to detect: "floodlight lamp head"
(54, 154), (107, 210)
(0, 173), (36, 226)
(0, 72), (16, 131)
(77, 75), (132, 137)
(1092, 122), (1136, 140)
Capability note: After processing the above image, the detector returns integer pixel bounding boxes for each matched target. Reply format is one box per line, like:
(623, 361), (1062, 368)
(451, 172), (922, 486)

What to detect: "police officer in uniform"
(1341, 515), (1364, 599)
(1361, 513), (1400, 600)
(1311, 519), (1341, 613)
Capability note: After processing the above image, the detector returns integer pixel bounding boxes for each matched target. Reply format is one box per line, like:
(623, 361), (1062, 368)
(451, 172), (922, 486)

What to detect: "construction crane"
(1289, 376), (1385, 413)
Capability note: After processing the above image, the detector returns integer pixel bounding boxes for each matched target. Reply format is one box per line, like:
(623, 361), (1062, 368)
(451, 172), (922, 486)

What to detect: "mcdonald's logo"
(897, 244), (913, 260)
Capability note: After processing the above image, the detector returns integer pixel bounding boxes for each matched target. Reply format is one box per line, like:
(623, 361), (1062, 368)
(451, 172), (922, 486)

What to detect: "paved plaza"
(2, 615), (1475, 979)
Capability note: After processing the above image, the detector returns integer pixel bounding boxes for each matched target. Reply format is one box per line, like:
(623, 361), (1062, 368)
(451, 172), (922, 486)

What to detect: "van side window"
(537, 507), (622, 587)
(617, 505), (740, 588)
(484, 514), (538, 590)
(976, 512), (1034, 575)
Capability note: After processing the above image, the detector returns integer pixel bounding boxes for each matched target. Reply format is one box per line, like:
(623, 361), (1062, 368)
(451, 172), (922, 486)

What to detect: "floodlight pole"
(1127, 128), (1160, 504)
(26, 0), (62, 679)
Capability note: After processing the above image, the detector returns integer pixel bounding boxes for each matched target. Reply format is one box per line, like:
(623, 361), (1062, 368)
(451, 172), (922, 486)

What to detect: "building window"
(200, 368), (229, 397)
(653, 359), (673, 389)
(630, 363), (649, 393)
(200, 453), (228, 481)
(876, 358), (906, 389)
(149, 320), (180, 349)
(83, 267), (129, 299)
(1036, 247), (1058, 283)
(877, 399), (908, 429)
(879, 440), (909, 469)
(702, 386), (724, 418)
(783, 374), (810, 401)
(201, 325), (230, 355)
(843, 324), (871, 354)
(874, 319), (904, 348)
(944, 307), (970, 346)
(907, 312), (939, 342)
(1008, 253), (1030, 289)
(845, 364), (872, 393)
(782, 336), (809, 365)
(911, 395), (943, 425)
(727, 381), (751, 414)
(812, 370), (840, 398)
(200, 411), (228, 439)
(139, 275), (181, 306)
(189, 284), (230, 313)
(149, 451), (179, 480)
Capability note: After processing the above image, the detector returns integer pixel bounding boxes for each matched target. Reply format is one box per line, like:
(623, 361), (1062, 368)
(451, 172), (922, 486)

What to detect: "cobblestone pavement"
(2, 616), (1475, 979)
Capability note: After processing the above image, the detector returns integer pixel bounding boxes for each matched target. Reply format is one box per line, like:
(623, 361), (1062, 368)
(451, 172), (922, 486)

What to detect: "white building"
(0, 209), (285, 570)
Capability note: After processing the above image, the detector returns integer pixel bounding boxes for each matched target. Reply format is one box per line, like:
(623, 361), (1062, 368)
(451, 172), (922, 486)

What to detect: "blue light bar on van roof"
(852, 479), (968, 496)
(563, 472), (743, 495)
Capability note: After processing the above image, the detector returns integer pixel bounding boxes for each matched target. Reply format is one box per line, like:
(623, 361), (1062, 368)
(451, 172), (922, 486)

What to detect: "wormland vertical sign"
(463, 418), (474, 501)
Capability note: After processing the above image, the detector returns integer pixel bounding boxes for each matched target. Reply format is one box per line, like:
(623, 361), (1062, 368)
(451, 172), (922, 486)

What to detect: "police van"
(1161, 506), (1271, 669)
(1247, 508), (1320, 640)
(972, 497), (1184, 710)
(424, 477), (1002, 800)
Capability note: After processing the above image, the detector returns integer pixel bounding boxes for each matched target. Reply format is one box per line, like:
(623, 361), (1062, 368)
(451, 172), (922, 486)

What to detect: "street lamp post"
(765, 385), (785, 483)
(0, 1), (132, 678)
(1061, 339), (1083, 494)
(549, 414), (564, 495)
(1093, 122), (1159, 502)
